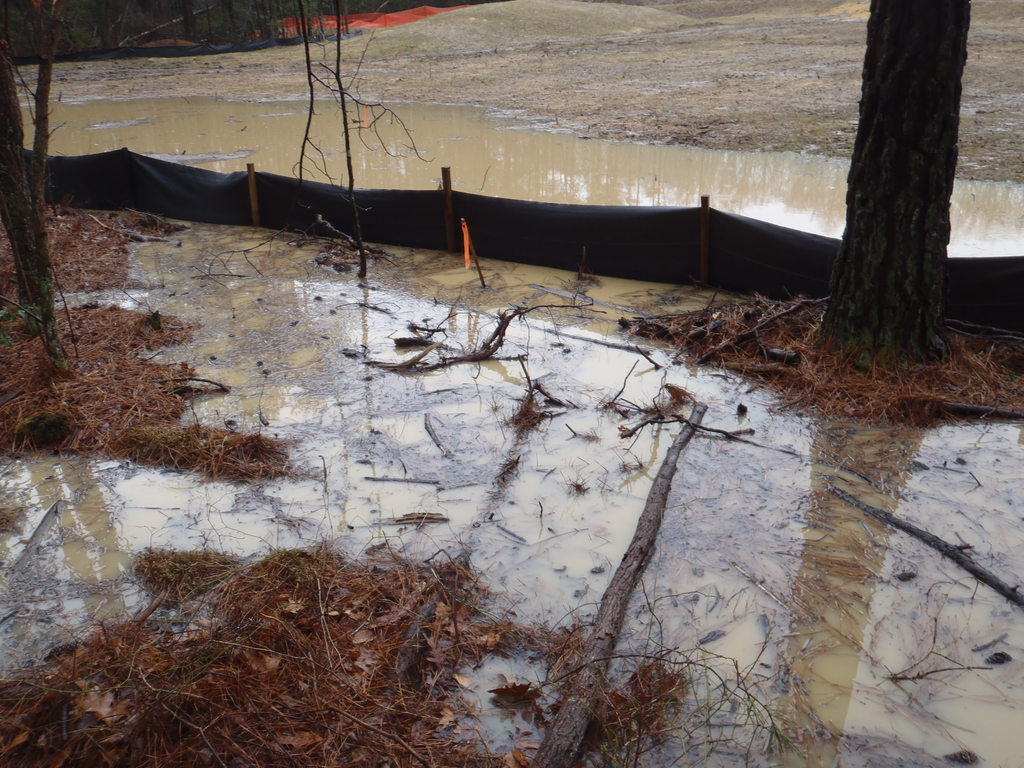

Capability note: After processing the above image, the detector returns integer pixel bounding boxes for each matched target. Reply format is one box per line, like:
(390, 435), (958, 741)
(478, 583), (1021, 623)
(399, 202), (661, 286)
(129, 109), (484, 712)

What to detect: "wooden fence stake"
(699, 194), (710, 284)
(442, 166), (457, 253)
(247, 163), (261, 228)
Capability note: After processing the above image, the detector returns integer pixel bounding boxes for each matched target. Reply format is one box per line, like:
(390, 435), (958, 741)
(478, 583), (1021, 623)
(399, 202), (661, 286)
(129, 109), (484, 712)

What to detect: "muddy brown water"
(2, 100), (1024, 767)
(43, 97), (1024, 258)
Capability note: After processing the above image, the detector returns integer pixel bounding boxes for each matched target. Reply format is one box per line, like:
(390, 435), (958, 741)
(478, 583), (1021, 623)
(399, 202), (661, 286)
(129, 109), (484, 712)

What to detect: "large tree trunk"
(820, 0), (970, 367)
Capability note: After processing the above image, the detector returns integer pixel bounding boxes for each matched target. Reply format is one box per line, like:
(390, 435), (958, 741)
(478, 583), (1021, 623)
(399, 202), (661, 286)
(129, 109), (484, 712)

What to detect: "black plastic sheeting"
(39, 147), (1024, 331)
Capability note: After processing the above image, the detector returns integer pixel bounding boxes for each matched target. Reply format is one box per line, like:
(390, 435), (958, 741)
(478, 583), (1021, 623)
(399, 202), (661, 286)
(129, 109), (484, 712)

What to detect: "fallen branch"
(367, 305), (564, 374)
(696, 296), (827, 365)
(946, 318), (1024, 341)
(364, 476), (442, 488)
(168, 376), (231, 393)
(827, 485), (1024, 608)
(8, 501), (62, 577)
(533, 403), (707, 768)
(87, 214), (177, 244)
(931, 401), (1024, 420)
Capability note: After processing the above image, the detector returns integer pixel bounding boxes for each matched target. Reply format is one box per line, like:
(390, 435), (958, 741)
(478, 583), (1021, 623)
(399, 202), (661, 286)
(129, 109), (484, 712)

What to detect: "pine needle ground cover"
(623, 296), (1024, 426)
(0, 548), (526, 768)
(0, 209), (289, 480)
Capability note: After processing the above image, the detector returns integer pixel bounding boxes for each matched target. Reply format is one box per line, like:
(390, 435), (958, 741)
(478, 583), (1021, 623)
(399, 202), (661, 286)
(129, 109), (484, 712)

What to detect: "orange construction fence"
(279, 6), (468, 37)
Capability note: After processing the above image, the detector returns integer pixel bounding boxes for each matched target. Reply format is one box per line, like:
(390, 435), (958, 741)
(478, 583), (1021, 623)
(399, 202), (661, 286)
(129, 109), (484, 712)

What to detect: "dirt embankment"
(47, 0), (1024, 184)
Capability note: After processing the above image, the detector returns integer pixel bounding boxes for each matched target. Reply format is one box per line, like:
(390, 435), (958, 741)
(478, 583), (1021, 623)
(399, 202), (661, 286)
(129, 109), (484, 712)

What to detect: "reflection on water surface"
(41, 98), (1024, 258)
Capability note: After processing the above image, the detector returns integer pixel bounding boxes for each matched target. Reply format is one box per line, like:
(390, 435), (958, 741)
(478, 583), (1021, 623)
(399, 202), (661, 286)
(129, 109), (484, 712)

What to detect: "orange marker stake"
(461, 219), (471, 269)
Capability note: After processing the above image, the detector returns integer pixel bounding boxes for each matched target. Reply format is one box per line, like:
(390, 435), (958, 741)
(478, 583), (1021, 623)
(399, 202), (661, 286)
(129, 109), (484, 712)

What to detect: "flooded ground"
(2, 219), (1023, 766)
(43, 98), (1024, 258)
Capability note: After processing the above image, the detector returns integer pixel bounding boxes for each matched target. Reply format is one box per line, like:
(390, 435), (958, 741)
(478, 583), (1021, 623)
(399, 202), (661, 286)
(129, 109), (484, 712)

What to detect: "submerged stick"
(9, 501), (62, 576)
(827, 485), (1024, 608)
(533, 403), (708, 768)
(424, 414), (454, 458)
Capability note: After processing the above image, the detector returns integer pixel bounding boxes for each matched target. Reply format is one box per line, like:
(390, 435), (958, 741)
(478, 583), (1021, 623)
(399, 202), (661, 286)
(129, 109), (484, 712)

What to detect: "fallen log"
(827, 485), (1024, 608)
(533, 403), (708, 768)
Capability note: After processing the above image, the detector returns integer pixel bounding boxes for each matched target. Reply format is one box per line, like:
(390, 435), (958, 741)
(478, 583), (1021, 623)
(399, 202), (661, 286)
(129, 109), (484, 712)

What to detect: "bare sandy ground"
(49, 0), (1024, 184)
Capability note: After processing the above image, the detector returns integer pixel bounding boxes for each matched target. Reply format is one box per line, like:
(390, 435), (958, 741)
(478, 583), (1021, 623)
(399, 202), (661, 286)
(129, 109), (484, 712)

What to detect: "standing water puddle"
(2, 98), (1024, 766)
(42, 97), (1024, 258)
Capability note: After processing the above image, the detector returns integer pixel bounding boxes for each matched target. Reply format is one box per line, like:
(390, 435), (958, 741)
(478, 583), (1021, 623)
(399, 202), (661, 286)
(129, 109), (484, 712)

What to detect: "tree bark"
(0, 41), (36, 308)
(821, 0), (970, 367)
(0, 12), (68, 372)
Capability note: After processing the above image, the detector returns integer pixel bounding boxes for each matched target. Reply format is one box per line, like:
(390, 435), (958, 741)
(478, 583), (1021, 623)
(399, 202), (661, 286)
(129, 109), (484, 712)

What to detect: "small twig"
(364, 476), (442, 488)
(0, 294), (44, 326)
(168, 377), (231, 393)
(605, 360), (639, 407)
(163, 706), (229, 768)
(887, 665), (991, 682)
(729, 562), (786, 606)
(134, 590), (168, 625)
(634, 345), (661, 369)
(424, 414), (454, 458)
(536, 382), (575, 409)
(328, 706), (433, 768)
(495, 524), (527, 543)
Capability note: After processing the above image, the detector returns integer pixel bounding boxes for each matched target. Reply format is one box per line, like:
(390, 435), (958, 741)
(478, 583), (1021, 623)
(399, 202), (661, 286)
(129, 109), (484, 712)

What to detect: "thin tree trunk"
(333, 0), (366, 279)
(820, 0), (970, 367)
(0, 42), (36, 309)
(0, 11), (68, 372)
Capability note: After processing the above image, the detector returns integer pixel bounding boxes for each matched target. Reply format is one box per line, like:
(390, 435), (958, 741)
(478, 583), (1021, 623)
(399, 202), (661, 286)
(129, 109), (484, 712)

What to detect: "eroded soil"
(45, 0), (1024, 184)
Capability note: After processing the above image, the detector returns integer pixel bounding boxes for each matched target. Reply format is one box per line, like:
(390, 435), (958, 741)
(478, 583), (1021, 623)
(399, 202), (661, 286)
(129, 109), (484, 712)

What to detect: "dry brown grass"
(0, 547), (526, 768)
(623, 296), (1024, 426)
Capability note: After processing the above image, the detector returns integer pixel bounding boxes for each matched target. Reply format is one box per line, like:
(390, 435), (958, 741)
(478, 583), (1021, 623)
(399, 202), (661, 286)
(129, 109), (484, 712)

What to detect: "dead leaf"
(502, 749), (531, 768)
(352, 629), (374, 644)
(247, 651), (281, 675)
(488, 682), (534, 700)
(74, 691), (115, 721)
(277, 731), (322, 750)
(409, 719), (432, 742)
(437, 706), (456, 728)
(453, 673), (472, 687)
(354, 648), (376, 673)
(480, 631), (502, 649)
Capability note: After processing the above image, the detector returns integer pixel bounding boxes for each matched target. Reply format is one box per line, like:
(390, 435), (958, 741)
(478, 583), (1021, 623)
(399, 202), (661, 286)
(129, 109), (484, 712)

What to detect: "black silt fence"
(37, 148), (1024, 332)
